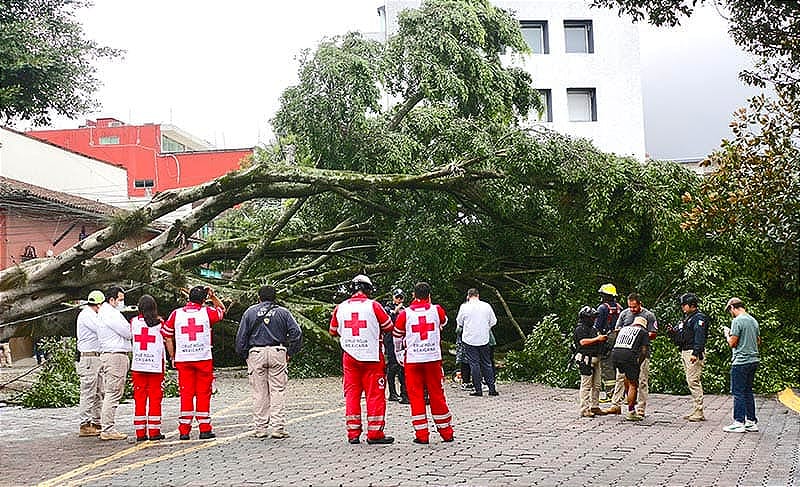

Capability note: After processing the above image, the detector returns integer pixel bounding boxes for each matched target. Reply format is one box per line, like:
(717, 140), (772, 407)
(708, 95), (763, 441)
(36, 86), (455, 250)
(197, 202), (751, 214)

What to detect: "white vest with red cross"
(403, 305), (443, 364)
(173, 307), (213, 362)
(131, 316), (165, 373)
(335, 298), (382, 362)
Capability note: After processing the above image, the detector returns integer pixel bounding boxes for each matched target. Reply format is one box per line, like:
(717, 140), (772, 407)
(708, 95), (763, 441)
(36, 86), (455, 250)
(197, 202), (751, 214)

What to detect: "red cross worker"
(393, 282), (453, 444)
(330, 275), (394, 444)
(162, 286), (225, 440)
(130, 295), (167, 441)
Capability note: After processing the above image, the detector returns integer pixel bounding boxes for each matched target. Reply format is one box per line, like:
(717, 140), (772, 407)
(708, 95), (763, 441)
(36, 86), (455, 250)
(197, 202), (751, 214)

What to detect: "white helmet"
(351, 274), (374, 293)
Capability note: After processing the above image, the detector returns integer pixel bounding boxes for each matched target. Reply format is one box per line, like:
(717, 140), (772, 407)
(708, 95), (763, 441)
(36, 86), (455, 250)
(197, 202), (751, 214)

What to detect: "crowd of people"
(572, 283), (761, 433)
(74, 276), (760, 443)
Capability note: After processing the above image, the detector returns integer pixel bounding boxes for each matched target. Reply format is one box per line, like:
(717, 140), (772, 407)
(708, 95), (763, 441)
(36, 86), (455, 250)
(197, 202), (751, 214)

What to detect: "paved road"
(2, 372), (798, 486)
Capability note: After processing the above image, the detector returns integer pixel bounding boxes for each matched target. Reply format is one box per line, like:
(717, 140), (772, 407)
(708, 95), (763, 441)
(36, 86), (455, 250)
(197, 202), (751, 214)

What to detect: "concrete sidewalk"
(1, 375), (798, 486)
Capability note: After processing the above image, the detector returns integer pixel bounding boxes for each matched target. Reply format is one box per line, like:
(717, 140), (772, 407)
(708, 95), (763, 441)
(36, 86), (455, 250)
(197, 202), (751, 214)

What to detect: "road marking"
(39, 406), (343, 487)
(777, 387), (800, 413)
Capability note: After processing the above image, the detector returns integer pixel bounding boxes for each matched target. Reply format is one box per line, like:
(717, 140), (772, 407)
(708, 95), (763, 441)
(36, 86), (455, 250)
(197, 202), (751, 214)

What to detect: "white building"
(378, 0), (646, 160)
(0, 127), (129, 207)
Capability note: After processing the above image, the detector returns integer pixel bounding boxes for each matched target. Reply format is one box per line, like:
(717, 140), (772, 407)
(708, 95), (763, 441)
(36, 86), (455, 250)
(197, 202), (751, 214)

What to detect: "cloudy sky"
(34, 1), (757, 160)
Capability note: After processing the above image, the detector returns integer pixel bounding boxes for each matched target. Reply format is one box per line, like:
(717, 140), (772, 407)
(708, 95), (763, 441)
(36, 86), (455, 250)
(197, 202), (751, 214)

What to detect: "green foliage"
(502, 315), (579, 388)
(22, 337), (79, 408)
(0, 0), (123, 124)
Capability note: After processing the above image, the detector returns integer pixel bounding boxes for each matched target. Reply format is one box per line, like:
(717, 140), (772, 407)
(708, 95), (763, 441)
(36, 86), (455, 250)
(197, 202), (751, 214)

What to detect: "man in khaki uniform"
(235, 286), (302, 439)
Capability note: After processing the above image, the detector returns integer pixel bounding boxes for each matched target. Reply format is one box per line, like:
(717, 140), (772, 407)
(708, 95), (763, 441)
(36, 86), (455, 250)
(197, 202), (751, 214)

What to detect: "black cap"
(393, 288), (404, 298)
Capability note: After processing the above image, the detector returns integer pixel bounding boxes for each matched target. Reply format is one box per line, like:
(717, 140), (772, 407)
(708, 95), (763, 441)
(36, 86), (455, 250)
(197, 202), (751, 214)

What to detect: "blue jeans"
(464, 344), (495, 395)
(730, 361), (758, 423)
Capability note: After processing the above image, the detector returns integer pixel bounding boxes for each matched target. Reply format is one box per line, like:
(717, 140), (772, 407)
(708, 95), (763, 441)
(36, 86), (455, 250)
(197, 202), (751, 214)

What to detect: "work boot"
(136, 435), (148, 442)
(179, 434), (191, 440)
(366, 436), (395, 445)
(148, 434), (166, 441)
(590, 407), (606, 416)
(79, 424), (99, 437)
(271, 430), (290, 439)
(603, 405), (621, 415)
(199, 431), (216, 440)
(686, 412), (705, 422)
(413, 437), (429, 444)
(581, 411), (595, 418)
(625, 412), (644, 422)
(254, 430), (270, 438)
(99, 431), (127, 441)
(348, 437), (360, 444)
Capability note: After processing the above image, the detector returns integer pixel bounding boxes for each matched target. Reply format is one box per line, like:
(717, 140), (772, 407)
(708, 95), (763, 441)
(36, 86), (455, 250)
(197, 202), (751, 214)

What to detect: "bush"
(22, 337), (80, 408)
(501, 314), (579, 388)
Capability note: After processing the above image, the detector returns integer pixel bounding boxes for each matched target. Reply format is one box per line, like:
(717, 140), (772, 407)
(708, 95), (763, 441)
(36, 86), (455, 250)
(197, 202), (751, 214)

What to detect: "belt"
(101, 351), (128, 355)
(250, 345), (284, 352)
(81, 352), (100, 357)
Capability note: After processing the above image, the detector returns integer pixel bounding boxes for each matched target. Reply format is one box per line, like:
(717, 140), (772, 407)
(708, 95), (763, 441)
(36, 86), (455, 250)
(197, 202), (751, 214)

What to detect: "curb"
(777, 387), (800, 414)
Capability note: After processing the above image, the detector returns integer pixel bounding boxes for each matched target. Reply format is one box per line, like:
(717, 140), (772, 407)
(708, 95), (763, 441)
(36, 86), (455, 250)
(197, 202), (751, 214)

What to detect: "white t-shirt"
(456, 298), (497, 346)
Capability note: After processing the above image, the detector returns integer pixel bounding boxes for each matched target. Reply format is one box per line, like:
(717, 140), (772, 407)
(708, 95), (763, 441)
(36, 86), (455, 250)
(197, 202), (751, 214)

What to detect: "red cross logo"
(181, 317), (204, 341)
(411, 315), (435, 340)
(343, 312), (368, 336)
(134, 327), (156, 350)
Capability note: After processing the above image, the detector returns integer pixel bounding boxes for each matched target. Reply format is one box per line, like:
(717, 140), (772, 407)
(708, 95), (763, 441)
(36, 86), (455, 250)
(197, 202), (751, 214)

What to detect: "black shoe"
(348, 437), (360, 444)
(488, 390), (499, 396)
(469, 391), (483, 397)
(413, 438), (429, 444)
(366, 436), (395, 445)
(398, 397), (410, 404)
(387, 394), (400, 402)
(136, 436), (148, 442)
(198, 431), (216, 440)
(179, 434), (190, 441)
(148, 434), (166, 441)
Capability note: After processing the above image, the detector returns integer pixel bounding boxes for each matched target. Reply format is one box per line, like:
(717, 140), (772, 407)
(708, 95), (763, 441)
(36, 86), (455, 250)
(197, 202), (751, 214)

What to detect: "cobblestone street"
(1, 372), (798, 486)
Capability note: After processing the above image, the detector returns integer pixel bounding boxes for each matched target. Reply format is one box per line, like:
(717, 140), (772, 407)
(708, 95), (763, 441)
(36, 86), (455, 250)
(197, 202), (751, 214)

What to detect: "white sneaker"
(723, 421), (746, 433)
(744, 420), (758, 432)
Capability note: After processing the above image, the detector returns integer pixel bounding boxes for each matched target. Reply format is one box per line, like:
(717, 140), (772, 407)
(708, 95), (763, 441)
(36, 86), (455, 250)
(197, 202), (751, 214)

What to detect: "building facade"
(378, 0), (646, 160)
(26, 118), (253, 197)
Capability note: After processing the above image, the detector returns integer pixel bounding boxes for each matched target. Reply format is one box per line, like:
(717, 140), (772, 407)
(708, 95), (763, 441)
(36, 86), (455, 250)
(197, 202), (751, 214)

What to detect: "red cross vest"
(131, 316), (165, 373)
(402, 305), (443, 364)
(335, 298), (382, 362)
(173, 307), (213, 362)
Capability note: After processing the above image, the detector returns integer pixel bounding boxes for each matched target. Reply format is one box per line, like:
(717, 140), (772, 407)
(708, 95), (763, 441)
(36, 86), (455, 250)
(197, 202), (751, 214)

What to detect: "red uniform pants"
(132, 371), (164, 439)
(175, 359), (214, 434)
(405, 361), (453, 442)
(343, 352), (388, 441)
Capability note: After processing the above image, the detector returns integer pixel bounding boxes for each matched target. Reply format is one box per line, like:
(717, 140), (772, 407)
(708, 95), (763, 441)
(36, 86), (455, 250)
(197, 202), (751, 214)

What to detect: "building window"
(537, 89), (553, 122)
(564, 20), (593, 53)
(161, 135), (186, 153)
(98, 135), (120, 145)
(134, 179), (154, 188)
(520, 21), (549, 54)
(567, 88), (597, 121)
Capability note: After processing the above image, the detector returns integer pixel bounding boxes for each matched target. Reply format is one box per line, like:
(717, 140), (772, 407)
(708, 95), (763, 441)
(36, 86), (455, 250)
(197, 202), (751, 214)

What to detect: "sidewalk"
(1, 375), (798, 486)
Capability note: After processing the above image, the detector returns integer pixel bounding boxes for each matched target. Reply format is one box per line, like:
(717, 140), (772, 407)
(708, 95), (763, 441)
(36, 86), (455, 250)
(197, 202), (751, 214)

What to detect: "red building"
(27, 118), (253, 197)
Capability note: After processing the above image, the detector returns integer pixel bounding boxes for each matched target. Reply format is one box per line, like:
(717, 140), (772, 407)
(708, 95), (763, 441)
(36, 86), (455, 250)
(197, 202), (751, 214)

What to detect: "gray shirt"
(616, 307), (658, 333)
(235, 301), (302, 358)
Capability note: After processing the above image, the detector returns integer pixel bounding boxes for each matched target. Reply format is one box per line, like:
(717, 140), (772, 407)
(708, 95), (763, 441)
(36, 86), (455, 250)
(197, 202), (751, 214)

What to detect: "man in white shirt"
(456, 288), (498, 396)
(97, 286), (132, 440)
(77, 290), (105, 437)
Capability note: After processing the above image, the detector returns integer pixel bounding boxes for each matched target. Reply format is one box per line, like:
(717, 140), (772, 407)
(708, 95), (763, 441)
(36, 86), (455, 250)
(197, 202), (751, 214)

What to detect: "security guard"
(668, 293), (708, 421)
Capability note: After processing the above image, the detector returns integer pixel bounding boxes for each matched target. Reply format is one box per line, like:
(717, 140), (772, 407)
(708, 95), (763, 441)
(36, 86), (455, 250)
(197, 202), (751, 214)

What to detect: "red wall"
(27, 122), (252, 197)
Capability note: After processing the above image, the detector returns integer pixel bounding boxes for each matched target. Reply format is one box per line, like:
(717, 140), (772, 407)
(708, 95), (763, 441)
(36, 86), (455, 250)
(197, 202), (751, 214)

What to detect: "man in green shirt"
(722, 297), (760, 433)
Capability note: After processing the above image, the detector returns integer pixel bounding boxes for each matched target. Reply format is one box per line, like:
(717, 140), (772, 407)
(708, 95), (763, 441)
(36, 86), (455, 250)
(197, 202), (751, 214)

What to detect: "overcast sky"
(31, 1), (757, 160)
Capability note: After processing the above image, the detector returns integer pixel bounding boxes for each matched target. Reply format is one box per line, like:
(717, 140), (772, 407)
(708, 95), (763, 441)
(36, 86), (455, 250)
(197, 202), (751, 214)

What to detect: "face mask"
(115, 301), (126, 311)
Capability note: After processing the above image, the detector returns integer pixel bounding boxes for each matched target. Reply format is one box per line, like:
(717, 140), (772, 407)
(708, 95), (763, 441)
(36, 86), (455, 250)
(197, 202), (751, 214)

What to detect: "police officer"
(235, 286), (303, 439)
(668, 293), (708, 422)
(383, 289), (408, 403)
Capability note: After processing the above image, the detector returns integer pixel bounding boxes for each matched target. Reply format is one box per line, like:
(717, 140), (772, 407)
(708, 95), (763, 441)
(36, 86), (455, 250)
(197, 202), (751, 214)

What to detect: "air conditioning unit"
(109, 122), (123, 127)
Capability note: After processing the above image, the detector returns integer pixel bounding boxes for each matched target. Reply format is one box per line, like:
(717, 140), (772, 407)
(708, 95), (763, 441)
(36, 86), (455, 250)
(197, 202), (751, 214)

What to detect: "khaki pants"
(681, 350), (704, 413)
(0, 343), (12, 367)
(77, 355), (103, 426)
(579, 357), (601, 414)
(247, 346), (288, 434)
(100, 353), (129, 433)
(611, 357), (650, 413)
